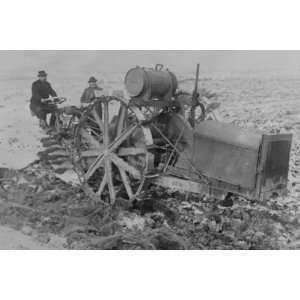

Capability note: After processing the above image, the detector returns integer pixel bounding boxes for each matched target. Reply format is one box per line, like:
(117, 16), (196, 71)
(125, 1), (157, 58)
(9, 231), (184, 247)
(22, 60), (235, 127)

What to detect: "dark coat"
(30, 80), (57, 109)
(80, 86), (103, 103)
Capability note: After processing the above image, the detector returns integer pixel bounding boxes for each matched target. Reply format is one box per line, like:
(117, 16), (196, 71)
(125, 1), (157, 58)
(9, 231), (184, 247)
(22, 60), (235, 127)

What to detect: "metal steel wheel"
(74, 96), (153, 204)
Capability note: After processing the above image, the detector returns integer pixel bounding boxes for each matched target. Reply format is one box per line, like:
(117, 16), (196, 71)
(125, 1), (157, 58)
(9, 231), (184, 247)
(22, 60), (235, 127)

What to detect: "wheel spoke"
(110, 153), (141, 179)
(103, 101), (109, 147)
(109, 124), (138, 152)
(84, 153), (105, 181)
(96, 174), (107, 196)
(118, 167), (134, 199)
(115, 105), (127, 137)
(81, 149), (104, 157)
(105, 157), (116, 203)
(118, 147), (146, 156)
(91, 108), (105, 132)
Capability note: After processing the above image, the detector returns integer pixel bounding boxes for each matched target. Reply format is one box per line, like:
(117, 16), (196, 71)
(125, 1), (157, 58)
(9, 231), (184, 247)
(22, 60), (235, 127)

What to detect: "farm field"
(0, 68), (299, 249)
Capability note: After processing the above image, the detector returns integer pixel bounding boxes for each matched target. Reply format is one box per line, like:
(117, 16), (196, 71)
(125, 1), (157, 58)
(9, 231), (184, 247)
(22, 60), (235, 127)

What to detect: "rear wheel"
(74, 97), (153, 204)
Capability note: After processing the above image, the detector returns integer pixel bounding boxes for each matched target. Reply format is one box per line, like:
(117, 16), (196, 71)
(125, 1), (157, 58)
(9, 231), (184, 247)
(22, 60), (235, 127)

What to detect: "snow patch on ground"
(0, 225), (63, 250)
(0, 84), (45, 169)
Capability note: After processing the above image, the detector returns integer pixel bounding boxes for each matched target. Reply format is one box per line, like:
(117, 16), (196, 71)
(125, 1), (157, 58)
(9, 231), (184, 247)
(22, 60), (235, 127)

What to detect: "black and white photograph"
(1, 1), (300, 299)
(0, 50), (298, 250)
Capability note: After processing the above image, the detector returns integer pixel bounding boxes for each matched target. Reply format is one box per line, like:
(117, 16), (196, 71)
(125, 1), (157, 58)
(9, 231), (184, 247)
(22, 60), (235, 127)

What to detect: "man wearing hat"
(80, 76), (103, 104)
(30, 70), (58, 128)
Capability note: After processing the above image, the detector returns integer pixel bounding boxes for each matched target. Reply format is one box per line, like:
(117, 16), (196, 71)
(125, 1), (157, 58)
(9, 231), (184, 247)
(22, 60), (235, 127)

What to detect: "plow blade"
(174, 120), (292, 200)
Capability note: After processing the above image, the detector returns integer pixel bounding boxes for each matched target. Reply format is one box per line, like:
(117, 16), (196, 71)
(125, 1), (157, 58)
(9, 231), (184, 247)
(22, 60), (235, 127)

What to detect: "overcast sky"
(1, 50), (300, 77)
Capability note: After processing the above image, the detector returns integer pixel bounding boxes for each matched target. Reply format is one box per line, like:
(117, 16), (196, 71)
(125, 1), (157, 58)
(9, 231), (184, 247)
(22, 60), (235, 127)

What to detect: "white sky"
(1, 50), (300, 77)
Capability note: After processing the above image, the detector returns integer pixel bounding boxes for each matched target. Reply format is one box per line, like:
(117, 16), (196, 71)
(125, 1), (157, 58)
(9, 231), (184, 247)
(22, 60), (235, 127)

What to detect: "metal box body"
(173, 120), (292, 199)
(192, 121), (261, 190)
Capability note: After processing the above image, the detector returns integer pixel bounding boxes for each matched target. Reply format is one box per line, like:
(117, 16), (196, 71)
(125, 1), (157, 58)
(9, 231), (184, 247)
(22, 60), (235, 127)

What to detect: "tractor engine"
(124, 64), (293, 200)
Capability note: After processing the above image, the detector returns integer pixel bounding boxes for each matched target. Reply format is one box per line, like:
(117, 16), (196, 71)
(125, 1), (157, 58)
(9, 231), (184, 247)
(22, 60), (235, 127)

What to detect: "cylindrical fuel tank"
(124, 65), (178, 100)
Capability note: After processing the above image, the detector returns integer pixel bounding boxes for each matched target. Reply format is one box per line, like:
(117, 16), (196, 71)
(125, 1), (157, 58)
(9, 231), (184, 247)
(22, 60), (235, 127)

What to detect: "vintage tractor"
(61, 64), (293, 205)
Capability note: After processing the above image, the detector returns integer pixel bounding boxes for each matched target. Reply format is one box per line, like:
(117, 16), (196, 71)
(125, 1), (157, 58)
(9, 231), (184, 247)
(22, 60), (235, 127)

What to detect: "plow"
(40, 64), (293, 206)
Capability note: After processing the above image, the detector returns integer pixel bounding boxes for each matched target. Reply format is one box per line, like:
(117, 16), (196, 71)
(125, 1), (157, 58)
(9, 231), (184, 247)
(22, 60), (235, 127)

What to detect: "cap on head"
(88, 76), (97, 83)
(38, 70), (47, 77)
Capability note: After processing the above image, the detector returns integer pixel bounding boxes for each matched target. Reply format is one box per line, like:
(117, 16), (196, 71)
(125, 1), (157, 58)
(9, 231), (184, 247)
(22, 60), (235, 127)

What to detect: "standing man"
(30, 70), (58, 128)
(80, 76), (103, 104)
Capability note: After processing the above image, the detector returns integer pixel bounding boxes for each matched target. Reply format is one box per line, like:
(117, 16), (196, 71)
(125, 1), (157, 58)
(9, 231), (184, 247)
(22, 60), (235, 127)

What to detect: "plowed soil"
(0, 72), (299, 249)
